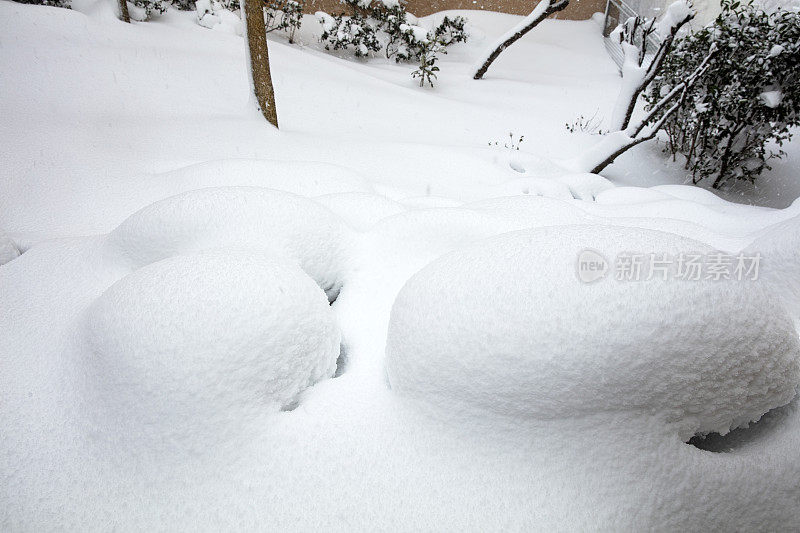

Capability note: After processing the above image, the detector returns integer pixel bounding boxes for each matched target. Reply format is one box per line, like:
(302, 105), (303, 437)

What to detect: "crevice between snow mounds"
(385, 225), (800, 441)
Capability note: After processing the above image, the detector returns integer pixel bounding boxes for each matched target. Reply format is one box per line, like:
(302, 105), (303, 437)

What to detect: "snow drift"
(386, 225), (800, 439)
(104, 186), (352, 299)
(747, 213), (800, 324)
(83, 251), (340, 449)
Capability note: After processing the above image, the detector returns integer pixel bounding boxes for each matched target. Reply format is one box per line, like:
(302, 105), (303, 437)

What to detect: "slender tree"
(242, 0), (279, 128)
(118, 0), (130, 22)
(609, 6), (693, 131)
(473, 0), (569, 80)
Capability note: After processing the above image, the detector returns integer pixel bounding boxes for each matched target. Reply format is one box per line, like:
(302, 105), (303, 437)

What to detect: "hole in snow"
(333, 342), (348, 378)
(686, 403), (793, 453)
(325, 282), (342, 305)
(509, 160), (526, 173)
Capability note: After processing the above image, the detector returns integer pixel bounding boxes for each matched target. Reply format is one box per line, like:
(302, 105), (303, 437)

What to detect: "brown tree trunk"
(243, 0), (279, 128)
(473, 0), (569, 80)
(118, 0), (130, 23)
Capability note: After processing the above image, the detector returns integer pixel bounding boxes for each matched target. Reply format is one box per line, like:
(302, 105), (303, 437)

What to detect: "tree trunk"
(118, 0), (130, 23)
(242, 0), (279, 128)
(712, 134), (736, 189)
(473, 0), (569, 80)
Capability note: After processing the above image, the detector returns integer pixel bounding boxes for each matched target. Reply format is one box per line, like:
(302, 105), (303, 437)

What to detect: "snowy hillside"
(2, 0), (800, 529)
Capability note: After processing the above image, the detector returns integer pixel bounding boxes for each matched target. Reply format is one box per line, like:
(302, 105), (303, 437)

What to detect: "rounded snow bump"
(83, 251), (340, 449)
(104, 186), (353, 300)
(386, 225), (800, 439)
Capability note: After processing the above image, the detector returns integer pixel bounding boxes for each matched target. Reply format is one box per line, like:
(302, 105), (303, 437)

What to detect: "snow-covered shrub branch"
(568, 1), (724, 175)
(472, 0), (569, 80)
(575, 45), (717, 174)
(645, 0), (800, 188)
(128, 0), (168, 20)
(610, 0), (693, 131)
(12, 0), (71, 8)
(264, 0), (304, 43)
(317, 10), (381, 57)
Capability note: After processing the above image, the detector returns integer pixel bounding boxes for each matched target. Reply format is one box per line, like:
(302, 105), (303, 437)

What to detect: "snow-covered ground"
(3, 0), (800, 529)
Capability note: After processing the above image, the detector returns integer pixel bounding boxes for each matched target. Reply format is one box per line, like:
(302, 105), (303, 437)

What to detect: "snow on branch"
(569, 42), (717, 175)
(609, 0), (695, 131)
(472, 0), (570, 80)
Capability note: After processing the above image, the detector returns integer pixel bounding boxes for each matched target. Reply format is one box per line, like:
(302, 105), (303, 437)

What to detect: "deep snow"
(3, 0), (800, 530)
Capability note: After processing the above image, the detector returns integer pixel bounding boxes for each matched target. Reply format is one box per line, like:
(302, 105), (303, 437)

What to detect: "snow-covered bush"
(646, 0), (800, 188)
(11, 0), (70, 8)
(172, 0), (195, 11)
(264, 0), (304, 43)
(316, 0), (466, 61)
(433, 15), (467, 46)
(568, 1), (718, 174)
(317, 10), (381, 57)
(195, 0), (243, 32)
(128, 0), (168, 20)
(380, 9), (466, 62)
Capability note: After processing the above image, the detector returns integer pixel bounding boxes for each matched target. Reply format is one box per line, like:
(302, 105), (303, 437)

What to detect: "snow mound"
(105, 187), (352, 299)
(399, 196), (464, 209)
(651, 184), (728, 205)
(595, 186), (675, 205)
(0, 231), (20, 265)
(466, 195), (594, 227)
(601, 217), (746, 251)
(386, 225), (800, 439)
(493, 177), (575, 200)
(315, 192), (406, 231)
(365, 208), (527, 270)
(746, 214), (800, 324)
(83, 252), (339, 448)
(155, 159), (373, 197)
(553, 173), (615, 201)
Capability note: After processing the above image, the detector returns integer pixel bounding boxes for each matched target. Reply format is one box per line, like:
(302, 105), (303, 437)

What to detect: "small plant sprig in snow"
(565, 111), (606, 135)
(488, 132), (526, 150)
(411, 42), (442, 87)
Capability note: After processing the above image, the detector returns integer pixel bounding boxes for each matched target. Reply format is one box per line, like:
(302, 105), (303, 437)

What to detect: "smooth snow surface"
(315, 192), (407, 231)
(386, 225), (800, 439)
(747, 212), (800, 324)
